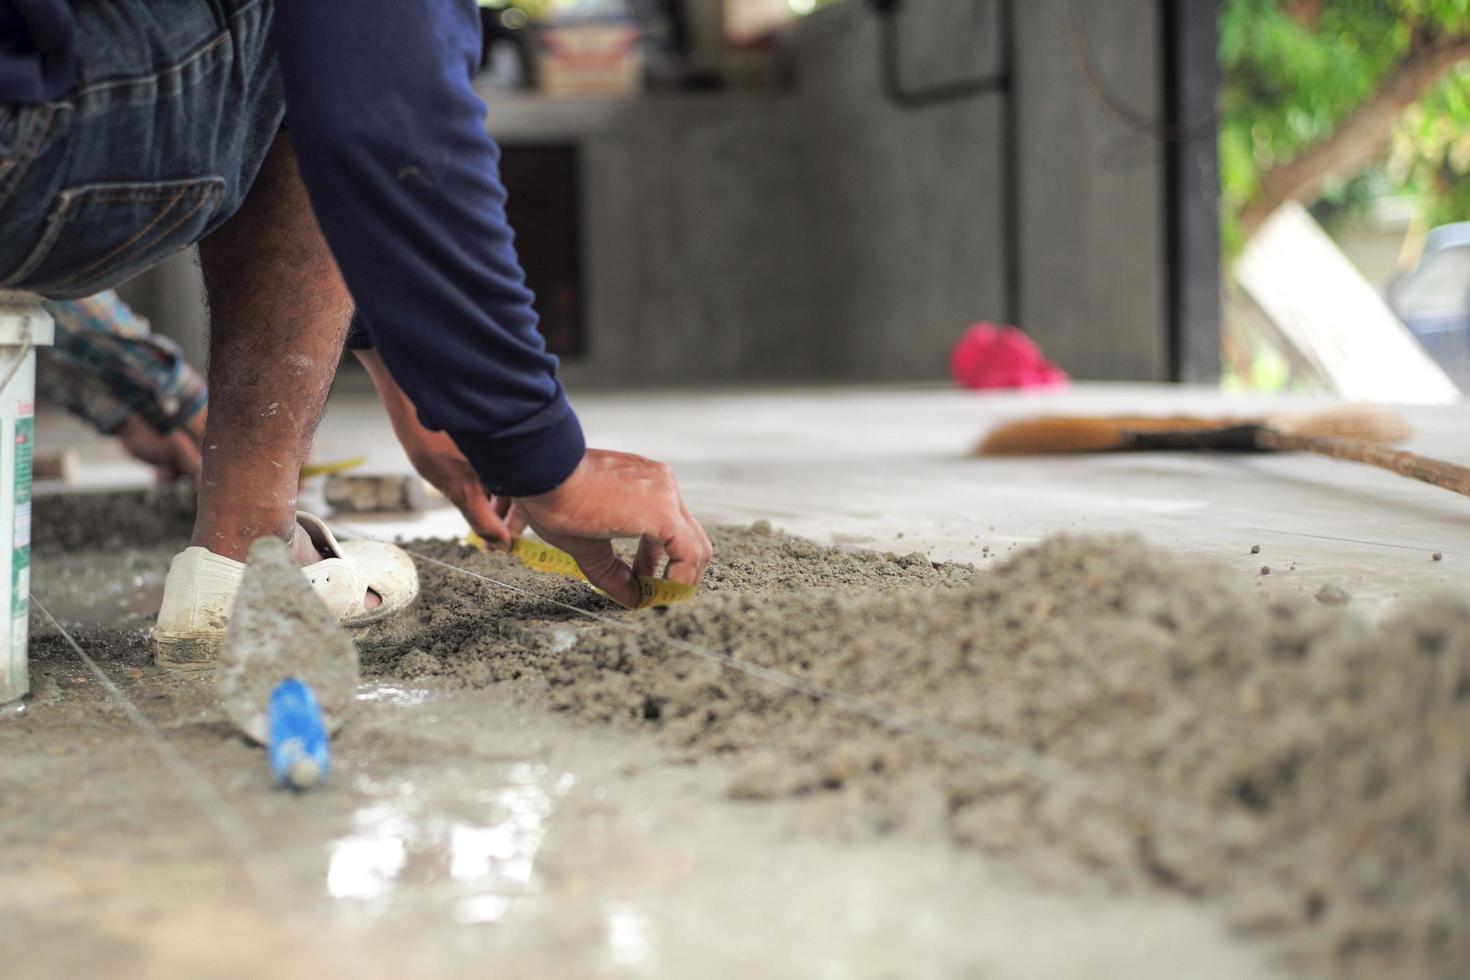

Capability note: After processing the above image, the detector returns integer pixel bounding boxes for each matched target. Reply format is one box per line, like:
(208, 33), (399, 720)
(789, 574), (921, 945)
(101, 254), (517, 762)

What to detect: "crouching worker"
(0, 0), (711, 668)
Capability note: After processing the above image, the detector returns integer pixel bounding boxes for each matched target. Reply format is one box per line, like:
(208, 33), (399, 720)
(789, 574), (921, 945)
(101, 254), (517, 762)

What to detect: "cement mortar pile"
(365, 526), (1470, 979)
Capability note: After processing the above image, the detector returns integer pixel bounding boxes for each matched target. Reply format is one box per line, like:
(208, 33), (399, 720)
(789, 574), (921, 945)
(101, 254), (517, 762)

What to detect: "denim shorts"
(0, 0), (284, 299)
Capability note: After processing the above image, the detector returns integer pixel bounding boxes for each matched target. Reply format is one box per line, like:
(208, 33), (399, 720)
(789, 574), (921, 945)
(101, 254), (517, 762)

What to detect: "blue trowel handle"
(268, 677), (331, 790)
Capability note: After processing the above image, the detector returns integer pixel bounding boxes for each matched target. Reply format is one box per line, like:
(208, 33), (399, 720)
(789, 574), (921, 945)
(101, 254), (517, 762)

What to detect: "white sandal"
(153, 512), (419, 670)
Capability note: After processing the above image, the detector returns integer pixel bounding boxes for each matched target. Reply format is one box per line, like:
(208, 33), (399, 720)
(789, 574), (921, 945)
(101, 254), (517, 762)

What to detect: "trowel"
(216, 536), (360, 790)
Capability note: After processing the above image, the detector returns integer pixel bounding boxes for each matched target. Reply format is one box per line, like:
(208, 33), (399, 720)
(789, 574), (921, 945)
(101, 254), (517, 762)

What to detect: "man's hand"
(515, 449), (713, 609)
(355, 349), (710, 606)
(402, 425), (524, 549)
(356, 349), (521, 548)
(116, 413), (204, 482)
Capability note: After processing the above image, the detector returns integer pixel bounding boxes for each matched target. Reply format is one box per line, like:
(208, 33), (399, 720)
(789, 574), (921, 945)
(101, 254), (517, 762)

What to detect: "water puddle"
(604, 901), (653, 969)
(355, 683), (440, 706)
(325, 763), (565, 922)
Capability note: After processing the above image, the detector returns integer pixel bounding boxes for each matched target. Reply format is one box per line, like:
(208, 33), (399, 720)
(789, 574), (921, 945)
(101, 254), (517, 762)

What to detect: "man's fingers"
(660, 519), (711, 587)
(633, 534), (666, 579)
(679, 502), (713, 581)
(489, 495), (528, 539)
(564, 540), (641, 608)
(505, 501), (527, 538)
(462, 492), (515, 551)
(659, 505), (712, 587)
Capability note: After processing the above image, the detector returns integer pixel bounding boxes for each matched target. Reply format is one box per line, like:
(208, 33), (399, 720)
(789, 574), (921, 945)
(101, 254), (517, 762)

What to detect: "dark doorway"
(499, 144), (585, 358)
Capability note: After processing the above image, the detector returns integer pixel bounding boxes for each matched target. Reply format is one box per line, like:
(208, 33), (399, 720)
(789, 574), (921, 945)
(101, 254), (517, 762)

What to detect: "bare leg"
(194, 132), (351, 566)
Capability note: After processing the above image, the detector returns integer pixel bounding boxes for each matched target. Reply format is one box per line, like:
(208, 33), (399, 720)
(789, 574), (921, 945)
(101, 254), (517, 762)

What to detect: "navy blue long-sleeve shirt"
(1, 0), (585, 497)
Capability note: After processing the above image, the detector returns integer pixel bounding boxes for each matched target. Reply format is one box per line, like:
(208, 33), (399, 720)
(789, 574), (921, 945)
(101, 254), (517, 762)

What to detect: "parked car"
(1386, 222), (1470, 389)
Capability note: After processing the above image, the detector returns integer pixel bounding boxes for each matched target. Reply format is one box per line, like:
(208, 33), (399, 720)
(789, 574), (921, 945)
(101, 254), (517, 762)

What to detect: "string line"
(31, 595), (359, 979)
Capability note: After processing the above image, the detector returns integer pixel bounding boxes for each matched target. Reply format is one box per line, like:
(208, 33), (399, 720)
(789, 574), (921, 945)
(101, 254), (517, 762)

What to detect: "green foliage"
(1387, 61), (1470, 224)
(1220, 0), (1470, 251)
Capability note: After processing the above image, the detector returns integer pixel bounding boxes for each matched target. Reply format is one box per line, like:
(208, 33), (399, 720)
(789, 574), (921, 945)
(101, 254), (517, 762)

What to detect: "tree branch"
(1239, 34), (1470, 239)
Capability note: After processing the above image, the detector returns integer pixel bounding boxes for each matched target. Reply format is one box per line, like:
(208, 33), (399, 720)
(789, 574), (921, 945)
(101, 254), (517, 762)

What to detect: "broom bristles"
(1264, 404), (1414, 443)
(973, 416), (1232, 455)
(973, 405), (1413, 456)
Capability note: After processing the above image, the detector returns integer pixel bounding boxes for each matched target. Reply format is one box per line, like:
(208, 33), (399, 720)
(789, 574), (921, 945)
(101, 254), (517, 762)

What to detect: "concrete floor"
(3, 669), (1285, 980)
(10, 382), (1467, 978)
(316, 382), (1465, 609)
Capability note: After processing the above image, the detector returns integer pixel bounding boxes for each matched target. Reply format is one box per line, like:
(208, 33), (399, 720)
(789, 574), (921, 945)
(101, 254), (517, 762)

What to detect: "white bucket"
(0, 292), (53, 708)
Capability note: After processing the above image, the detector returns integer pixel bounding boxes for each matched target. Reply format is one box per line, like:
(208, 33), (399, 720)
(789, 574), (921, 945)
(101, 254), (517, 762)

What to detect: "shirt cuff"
(449, 385), (586, 497)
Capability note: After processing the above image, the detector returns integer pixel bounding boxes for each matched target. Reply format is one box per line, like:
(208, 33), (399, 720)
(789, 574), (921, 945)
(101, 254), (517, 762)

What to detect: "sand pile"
(359, 526), (1470, 979)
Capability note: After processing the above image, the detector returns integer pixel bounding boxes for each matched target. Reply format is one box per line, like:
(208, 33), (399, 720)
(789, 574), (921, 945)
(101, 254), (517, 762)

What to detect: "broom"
(974, 405), (1470, 499)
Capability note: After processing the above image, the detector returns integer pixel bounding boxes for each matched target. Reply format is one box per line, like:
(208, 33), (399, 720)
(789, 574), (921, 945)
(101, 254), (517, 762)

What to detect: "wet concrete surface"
(3, 528), (1289, 979)
(28, 380), (1449, 977)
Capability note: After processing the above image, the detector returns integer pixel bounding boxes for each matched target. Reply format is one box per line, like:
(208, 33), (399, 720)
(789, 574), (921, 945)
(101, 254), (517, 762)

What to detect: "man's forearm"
(271, 0), (583, 495)
(354, 348), (449, 466)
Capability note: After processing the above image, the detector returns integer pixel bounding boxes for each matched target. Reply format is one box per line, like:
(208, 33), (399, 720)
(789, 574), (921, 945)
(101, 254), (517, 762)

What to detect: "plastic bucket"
(0, 292), (54, 709)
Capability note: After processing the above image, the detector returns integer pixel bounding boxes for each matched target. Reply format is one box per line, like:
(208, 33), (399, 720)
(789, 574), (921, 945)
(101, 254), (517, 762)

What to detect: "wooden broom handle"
(1259, 430), (1470, 499)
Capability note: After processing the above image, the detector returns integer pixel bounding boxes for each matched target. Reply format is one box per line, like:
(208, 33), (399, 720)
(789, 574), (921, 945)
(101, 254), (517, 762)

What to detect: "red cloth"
(949, 322), (1067, 390)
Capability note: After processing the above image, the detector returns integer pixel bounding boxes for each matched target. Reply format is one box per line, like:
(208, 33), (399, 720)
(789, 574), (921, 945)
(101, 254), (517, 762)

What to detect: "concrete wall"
(116, 250), (208, 373)
(1013, 0), (1168, 380)
(121, 0), (1174, 387)
(518, 0), (1170, 386)
(789, 0), (1008, 381)
(788, 0), (1168, 382)
(481, 96), (817, 387)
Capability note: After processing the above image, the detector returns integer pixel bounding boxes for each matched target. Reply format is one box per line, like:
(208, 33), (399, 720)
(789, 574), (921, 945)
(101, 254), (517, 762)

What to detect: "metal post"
(1162, 0), (1222, 383)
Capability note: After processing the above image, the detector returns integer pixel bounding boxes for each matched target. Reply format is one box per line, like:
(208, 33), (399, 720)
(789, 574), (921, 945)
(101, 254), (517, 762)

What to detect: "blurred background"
(103, 0), (1470, 402)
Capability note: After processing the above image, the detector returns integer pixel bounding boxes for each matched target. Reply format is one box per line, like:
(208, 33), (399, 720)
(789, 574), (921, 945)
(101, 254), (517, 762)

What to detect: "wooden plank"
(1233, 202), (1460, 404)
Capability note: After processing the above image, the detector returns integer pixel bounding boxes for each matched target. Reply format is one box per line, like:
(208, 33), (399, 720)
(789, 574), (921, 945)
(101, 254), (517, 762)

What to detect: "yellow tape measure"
(463, 531), (695, 609)
(300, 455), (367, 479)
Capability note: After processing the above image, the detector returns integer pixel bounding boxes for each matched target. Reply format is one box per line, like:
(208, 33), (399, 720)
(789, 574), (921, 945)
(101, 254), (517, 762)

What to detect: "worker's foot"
(285, 515), (383, 612)
(153, 513), (418, 671)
